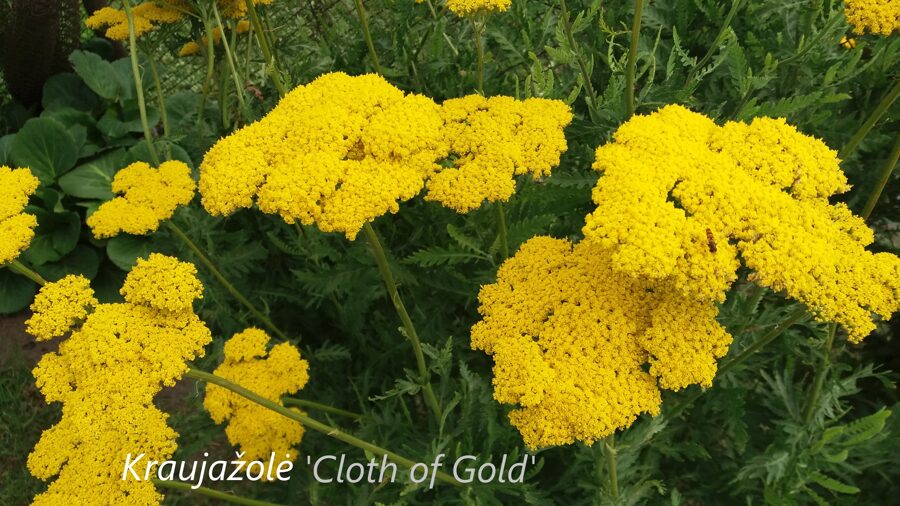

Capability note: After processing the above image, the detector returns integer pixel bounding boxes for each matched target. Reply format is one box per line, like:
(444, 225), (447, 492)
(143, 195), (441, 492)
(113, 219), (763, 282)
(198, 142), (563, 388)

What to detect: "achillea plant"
(844, 0), (900, 36)
(25, 254), (212, 505)
(583, 105), (900, 343)
(0, 166), (39, 265)
(86, 160), (195, 239)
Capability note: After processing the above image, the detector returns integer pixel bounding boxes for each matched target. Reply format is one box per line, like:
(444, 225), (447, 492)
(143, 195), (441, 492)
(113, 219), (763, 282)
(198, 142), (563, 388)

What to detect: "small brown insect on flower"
(705, 228), (717, 253)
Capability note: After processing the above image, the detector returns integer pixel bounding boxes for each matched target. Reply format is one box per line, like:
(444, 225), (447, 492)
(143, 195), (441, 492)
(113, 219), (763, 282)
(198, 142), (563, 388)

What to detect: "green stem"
(152, 479), (282, 506)
(802, 323), (836, 424)
(185, 368), (460, 485)
(7, 259), (47, 286)
(685, 0), (743, 87)
(668, 306), (809, 418)
(473, 19), (485, 95)
(165, 222), (291, 342)
(839, 79), (900, 160)
(210, 4), (250, 122)
(123, 0), (159, 166)
(144, 49), (170, 156)
(860, 132), (900, 220)
(244, 0), (287, 96)
(362, 222), (443, 421)
(625, 0), (645, 117)
(559, 0), (598, 118)
(495, 201), (509, 260)
(604, 436), (619, 501)
(354, 0), (382, 75)
(195, 17), (217, 132)
(282, 397), (364, 420)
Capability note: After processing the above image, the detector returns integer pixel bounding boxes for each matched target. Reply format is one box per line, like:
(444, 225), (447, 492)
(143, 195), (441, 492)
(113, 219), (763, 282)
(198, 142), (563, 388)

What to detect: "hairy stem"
(839, 79), (900, 160)
(282, 397), (364, 420)
(123, 0), (159, 165)
(153, 479), (283, 506)
(354, 0), (382, 75)
(8, 259), (47, 286)
(244, 0), (288, 96)
(185, 368), (459, 485)
(625, 0), (645, 117)
(362, 222), (443, 421)
(166, 222), (291, 342)
(473, 18), (485, 94)
(605, 436), (619, 501)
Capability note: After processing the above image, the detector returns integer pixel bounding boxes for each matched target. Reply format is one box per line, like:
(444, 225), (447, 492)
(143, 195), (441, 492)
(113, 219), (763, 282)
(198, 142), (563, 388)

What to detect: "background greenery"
(0, 0), (898, 504)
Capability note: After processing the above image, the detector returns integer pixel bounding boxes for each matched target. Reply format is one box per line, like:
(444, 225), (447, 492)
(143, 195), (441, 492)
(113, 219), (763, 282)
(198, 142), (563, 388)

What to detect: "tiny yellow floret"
(26, 275), (98, 341)
(0, 166), (39, 265)
(445, 0), (512, 17)
(844, 0), (899, 36)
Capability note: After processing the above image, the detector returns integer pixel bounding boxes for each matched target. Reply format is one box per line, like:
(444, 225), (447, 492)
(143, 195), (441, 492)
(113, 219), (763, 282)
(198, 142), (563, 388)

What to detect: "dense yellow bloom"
(85, 3), (184, 41)
(472, 236), (731, 449)
(179, 23), (252, 57)
(26, 276), (98, 341)
(445, 0), (511, 17)
(0, 166), (39, 265)
(844, 0), (899, 36)
(425, 95), (572, 212)
(120, 253), (204, 312)
(200, 72), (448, 239)
(583, 105), (900, 343)
(204, 328), (310, 466)
(87, 161), (195, 239)
(178, 41), (201, 56)
(28, 255), (211, 505)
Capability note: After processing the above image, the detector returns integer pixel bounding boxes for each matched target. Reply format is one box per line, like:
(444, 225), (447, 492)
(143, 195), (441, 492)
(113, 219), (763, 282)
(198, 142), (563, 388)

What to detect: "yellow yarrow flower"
(583, 104), (900, 343)
(86, 3), (184, 41)
(424, 95), (572, 212)
(844, 0), (899, 36)
(26, 275), (98, 341)
(0, 166), (39, 265)
(204, 328), (310, 467)
(472, 236), (731, 449)
(178, 40), (201, 56)
(27, 255), (212, 505)
(120, 253), (204, 312)
(445, 0), (512, 17)
(87, 160), (195, 239)
(199, 72), (449, 239)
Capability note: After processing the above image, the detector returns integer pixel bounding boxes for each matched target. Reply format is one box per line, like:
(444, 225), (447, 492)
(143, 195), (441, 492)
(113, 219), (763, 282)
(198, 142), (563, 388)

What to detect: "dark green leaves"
(9, 117), (80, 184)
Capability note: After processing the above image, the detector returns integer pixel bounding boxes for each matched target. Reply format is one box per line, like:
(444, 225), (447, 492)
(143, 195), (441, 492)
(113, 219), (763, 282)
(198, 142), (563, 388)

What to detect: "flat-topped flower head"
(204, 328), (310, 466)
(844, 0), (899, 36)
(445, 0), (512, 17)
(199, 72), (448, 239)
(583, 104), (900, 343)
(27, 254), (212, 505)
(120, 253), (203, 312)
(471, 236), (731, 449)
(87, 160), (195, 239)
(86, 2), (184, 41)
(0, 166), (39, 265)
(425, 95), (572, 212)
(26, 275), (98, 341)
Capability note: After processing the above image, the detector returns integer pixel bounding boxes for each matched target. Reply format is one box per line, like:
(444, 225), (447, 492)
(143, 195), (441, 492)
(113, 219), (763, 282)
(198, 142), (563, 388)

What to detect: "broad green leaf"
(107, 234), (154, 270)
(0, 134), (13, 165)
(0, 268), (37, 314)
(34, 244), (101, 282)
(70, 50), (122, 101)
(10, 117), (80, 184)
(22, 207), (81, 265)
(42, 73), (98, 112)
(58, 148), (125, 200)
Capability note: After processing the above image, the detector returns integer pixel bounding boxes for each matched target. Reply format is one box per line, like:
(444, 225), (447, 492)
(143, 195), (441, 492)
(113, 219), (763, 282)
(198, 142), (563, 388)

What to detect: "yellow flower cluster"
(204, 328), (309, 466)
(26, 275), (98, 341)
(87, 161), (195, 239)
(27, 254), (212, 505)
(445, 0), (512, 17)
(86, 3), (184, 41)
(199, 72), (448, 239)
(844, 0), (899, 36)
(583, 105), (900, 343)
(425, 95), (572, 212)
(178, 20), (252, 57)
(0, 166), (39, 265)
(471, 236), (731, 449)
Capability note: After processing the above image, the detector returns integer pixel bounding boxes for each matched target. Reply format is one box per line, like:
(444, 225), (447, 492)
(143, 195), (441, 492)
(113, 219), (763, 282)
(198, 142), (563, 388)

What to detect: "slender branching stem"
(354, 0), (382, 75)
(802, 323), (836, 423)
(625, 0), (645, 117)
(839, 79), (900, 160)
(123, 0), (159, 165)
(244, 0), (288, 96)
(495, 201), (509, 260)
(210, 4), (250, 122)
(166, 222), (292, 342)
(473, 18), (485, 94)
(185, 368), (460, 485)
(362, 222), (443, 421)
(282, 397), (364, 420)
(7, 259), (47, 286)
(144, 49), (170, 156)
(152, 479), (283, 506)
(559, 0), (598, 118)
(860, 132), (900, 220)
(604, 436), (619, 501)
